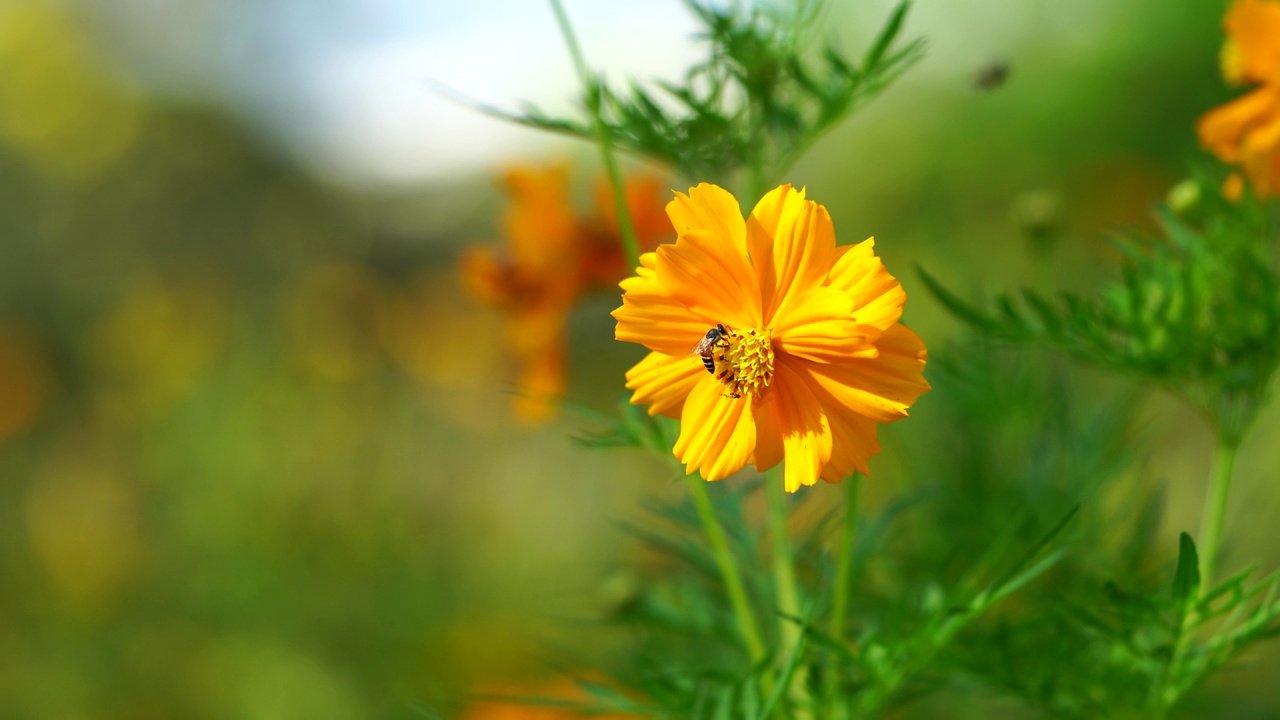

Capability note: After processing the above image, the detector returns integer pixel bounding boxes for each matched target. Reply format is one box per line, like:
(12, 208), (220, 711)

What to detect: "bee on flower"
(613, 183), (930, 493)
(1197, 0), (1280, 200)
(460, 165), (670, 421)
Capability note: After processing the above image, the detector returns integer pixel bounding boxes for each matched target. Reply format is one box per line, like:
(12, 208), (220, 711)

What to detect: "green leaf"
(985, 505), (1079, 601)
(862, 0), (910, 71)
(917, 266), (1005, 333)
(1172, 532), (1201, 603)
(757, 634), (808, 720)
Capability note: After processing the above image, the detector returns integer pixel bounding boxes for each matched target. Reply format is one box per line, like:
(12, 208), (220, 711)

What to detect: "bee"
(692, 324), (741, 399)
(692, 324), (731, 374)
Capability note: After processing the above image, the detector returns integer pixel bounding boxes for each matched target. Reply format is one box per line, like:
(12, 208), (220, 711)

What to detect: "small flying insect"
(973, 61), (1010, 91)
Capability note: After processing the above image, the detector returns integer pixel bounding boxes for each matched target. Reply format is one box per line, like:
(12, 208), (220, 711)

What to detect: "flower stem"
(824, 474), (861, 716)
(766, 468), (812, 716)
(1198, 435), (1240, 591)
(547, 0), (641, 271)
(684, 475), (770, 689)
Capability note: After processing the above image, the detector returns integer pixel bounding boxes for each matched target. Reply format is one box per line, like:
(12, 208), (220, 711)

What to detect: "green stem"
(548, 0), (641, 271)
(1198, 436), (1239, 591)
(684, 475), (770, 687)
(824, 474), (861, 716)
(766, 467), (811, 716)
(743, 162), (766, 209)
(1151, 435), (1242, 717)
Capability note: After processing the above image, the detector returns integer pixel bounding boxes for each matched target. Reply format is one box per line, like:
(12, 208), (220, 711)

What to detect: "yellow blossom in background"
(89, 271), (229, 422)
(1197, 0), (1280, 199)
(280, 263), (384, 382)
(25, 452), (142, 604)
(460, 165), (670, 421)
(0, 1), (143, 183)
(614, 184), (929, 492)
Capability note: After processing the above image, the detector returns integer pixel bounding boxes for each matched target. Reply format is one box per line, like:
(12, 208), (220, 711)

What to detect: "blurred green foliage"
(487, 0), (920, 192)
(2, 0), (1280, 718)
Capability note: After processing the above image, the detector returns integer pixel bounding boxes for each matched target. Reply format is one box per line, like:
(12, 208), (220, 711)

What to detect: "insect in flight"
(973, 61), (1010, 91)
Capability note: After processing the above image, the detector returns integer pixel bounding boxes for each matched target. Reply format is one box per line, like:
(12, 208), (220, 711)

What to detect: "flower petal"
(771, 286), (870, 364)
(653, 232), (758, 328)
(1198, 86), (1280, 163)
(618, 251), (658, 291)
(626, 351), (707, 419)
(827, 238), (907, 332)
(747, 186), (837, 326)
(667, 184), (748, 254)
(613, 276), (721, 357)
(771, 358), (832, 493)
(800, 324), (930, 424)
(674, 375), (757, 481)
(821, 409), (880, 483)
(502, 165), (578, 269)
(1241, 106), (1280, 195)
(666, 185), (761, 325)
(1223, 0), (1280, 85)
(509, 307), (567, 422)
(751, 396), (785, 472)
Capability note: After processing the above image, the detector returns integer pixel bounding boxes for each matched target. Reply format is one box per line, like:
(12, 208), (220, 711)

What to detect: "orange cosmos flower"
(461, 165), (670, 421)
(465, 679), (631, 719)
(1197, 0), (1280, 199)
(580, 175), (672, 287)
(460, 166), (578, 421)
(613, 183), (929, 492)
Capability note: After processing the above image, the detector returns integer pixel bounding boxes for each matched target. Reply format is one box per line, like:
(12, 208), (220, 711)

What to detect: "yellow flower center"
(715, 327), (774, 399)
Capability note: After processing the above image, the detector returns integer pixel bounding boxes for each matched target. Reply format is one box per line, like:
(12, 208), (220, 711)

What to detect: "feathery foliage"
(920, 178), (1280, 444)
(478, 0), (922, 187)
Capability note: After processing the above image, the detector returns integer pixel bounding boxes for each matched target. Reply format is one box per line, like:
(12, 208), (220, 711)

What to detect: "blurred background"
(1, 0), (1278, 716)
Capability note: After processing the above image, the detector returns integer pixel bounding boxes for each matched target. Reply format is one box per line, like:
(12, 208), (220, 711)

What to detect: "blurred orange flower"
(460, 165), (669, 421)
(0, 322), (46, 439)
(465, 679), (631, 719)
(613, 184), (929, 492)
(1197, 0), (1280, 199)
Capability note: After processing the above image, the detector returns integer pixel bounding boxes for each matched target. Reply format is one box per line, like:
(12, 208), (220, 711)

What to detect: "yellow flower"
(1197, 0), (1280, 199)
(613, 183), (929, 492)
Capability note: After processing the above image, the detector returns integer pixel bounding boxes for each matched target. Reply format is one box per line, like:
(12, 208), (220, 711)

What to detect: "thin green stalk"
(766, 467), (811, 716)
(824, 474), (861, 716)
(1150, 436), (1241, 718)
(548, 0), (641, 271)
(684, 475), (770, 688)
(1198, 436), (1239, 591)
(742, 161), (766, 209)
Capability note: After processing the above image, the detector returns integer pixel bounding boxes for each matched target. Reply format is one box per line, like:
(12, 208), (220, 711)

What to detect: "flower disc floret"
(717, 328), (774, 399)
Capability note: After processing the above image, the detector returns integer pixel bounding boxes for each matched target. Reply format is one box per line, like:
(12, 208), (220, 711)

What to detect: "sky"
(85, 0), (701, 187)
(80, 0), (1120, 189)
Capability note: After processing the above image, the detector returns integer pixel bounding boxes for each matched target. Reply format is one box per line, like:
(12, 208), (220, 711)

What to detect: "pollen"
(719, 328), (774, 399)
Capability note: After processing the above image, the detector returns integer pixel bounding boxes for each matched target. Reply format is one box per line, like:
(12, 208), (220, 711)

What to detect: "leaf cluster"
(562, 392), (1076, 718)
(486, 0), (922, 186)
(961, 533), (1280, 718)
(921, 182), (1280, 443)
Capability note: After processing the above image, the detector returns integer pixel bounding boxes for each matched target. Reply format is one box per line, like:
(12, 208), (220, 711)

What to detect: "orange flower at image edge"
(613, 183), (929, 493)
(1197, 0), (1280, 199)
